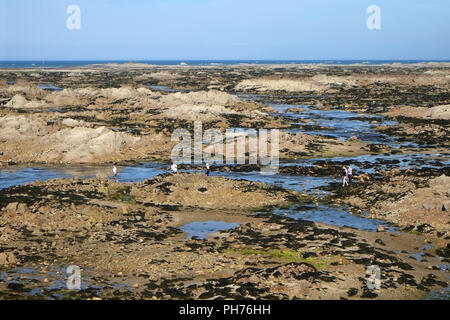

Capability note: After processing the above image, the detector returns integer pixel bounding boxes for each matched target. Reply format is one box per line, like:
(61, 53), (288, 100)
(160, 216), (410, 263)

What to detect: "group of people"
(112, 162), (212, 181)
(171, 162), (211, 176)
(342, 165), (353, 187)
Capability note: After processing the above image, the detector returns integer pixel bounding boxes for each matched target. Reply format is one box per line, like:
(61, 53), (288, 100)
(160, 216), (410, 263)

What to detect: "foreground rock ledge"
(0, 173), (448, 299)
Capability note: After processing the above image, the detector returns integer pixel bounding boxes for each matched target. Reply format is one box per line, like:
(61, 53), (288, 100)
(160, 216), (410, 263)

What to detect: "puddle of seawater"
(439, 265), (450, 272)
(0, 167), (75, 190)
(426, 286), (450, 300)
(0, 265), (88, 297)
(268, 103), (426, 148)
(263, 204), (396, 232)
(113, 162), (166, 183)
(143, 85), (181, 92)
(0, 265), (132, 299)
(410, 252), (425, 262)
(180, 221), (240, 239)
(214, 170), (330, 196)
(270, 104), (401, 144)
(0, 163), (167, 190)
(37, 84), (63, 91)
(408, 243), (437, 262)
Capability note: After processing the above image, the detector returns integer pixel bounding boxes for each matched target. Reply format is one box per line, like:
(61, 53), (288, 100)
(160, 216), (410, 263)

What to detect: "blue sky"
(1, 0), (449, 60)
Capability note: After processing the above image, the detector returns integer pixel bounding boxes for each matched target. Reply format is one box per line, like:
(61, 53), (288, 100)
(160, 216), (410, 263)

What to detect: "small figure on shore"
(347, 165), (353, 183)
(112, 164), (118, 182)
(171, 162), (178, 173)
(342, 166), (349, 187)
(205, 162), (210, 176)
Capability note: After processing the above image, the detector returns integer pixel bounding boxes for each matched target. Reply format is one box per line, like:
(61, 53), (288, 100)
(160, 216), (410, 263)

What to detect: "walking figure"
(113, 164), (118, 182)
(347, 165), (353, 183)
(342, 166), (349, 187)
(205, 163), (210, 176)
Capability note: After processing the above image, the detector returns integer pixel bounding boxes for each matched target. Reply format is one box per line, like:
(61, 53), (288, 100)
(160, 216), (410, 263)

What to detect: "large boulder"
(429, 105), (450, 120)
(5, 94), (44, 109)
(158, 90), (239, 107)
(42, 126), (140, 162)
(5, 94), (28, 108)
(62, 118), (90, 128)
(0, 115), (48, 139)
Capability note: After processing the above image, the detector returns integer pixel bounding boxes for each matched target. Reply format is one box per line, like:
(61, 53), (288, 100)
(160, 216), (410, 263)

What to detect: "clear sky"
(1, 0), (449, 60)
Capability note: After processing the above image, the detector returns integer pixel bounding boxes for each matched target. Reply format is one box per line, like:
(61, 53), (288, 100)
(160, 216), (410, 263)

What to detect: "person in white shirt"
(347, 165), (353, 183)
(342, 166), (348, 187)
(112, 164), (118, 181)
(171, 163), (178, 173)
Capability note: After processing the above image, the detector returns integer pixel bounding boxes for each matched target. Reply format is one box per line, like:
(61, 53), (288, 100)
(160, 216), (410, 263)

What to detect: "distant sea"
(0, 60), (449, 69)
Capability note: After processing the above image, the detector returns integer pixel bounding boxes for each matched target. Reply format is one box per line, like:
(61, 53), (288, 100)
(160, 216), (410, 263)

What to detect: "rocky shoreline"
(0, 63), (448, 299)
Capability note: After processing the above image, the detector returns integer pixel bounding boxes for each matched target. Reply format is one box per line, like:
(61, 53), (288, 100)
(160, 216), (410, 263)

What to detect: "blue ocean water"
(1, 60), (449, 69)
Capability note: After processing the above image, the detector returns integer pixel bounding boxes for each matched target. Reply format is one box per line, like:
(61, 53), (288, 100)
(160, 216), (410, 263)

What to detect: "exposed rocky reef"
(0, 63), (448, 300)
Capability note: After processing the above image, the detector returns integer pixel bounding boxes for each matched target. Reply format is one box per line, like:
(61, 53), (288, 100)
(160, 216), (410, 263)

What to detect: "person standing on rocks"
(342, 166), (349, 187)
(205, 162), (210, 176)
(113, 164), (118, 181)
(347, 165), (353, 183)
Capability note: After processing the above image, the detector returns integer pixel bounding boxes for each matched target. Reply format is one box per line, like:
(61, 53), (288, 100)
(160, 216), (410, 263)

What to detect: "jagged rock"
(4, 202), (31, 215)
(6, 94), (44, 109)
(6, 94), (28, 108)
(0, 252), (18, 265)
